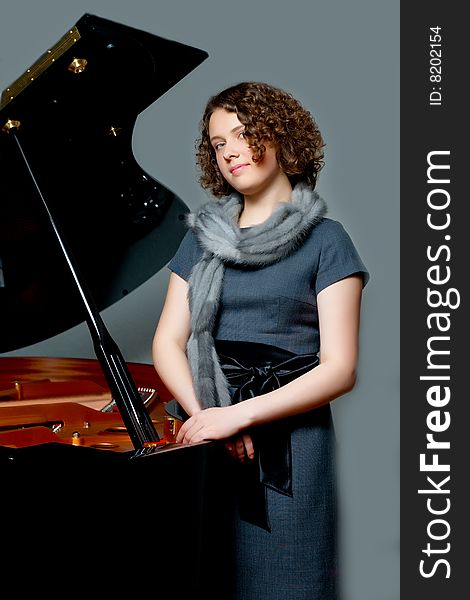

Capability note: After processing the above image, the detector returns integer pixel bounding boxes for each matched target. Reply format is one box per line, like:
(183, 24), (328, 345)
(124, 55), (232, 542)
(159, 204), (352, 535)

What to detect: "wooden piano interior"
(0, 356), (180, 451)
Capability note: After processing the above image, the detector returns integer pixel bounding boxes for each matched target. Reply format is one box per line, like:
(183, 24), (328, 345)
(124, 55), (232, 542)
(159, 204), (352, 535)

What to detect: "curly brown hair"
(196, 81), (325, 197)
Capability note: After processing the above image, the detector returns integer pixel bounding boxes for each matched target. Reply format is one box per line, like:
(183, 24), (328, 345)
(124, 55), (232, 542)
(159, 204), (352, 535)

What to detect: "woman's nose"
(223, 142), (240, 160)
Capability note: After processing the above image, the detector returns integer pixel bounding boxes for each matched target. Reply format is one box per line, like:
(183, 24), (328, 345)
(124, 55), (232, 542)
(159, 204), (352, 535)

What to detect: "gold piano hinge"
(0, 25), (82, 110)
(68, 57), (88, 74)
(1, 119), (21, 133)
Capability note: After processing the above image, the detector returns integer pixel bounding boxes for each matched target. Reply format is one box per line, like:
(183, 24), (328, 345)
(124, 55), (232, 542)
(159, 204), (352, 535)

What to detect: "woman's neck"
(238, 177), (293, 228)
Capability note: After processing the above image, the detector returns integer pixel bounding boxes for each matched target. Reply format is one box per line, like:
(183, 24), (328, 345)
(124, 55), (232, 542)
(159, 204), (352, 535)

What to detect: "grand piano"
(0, 15), (230, 596)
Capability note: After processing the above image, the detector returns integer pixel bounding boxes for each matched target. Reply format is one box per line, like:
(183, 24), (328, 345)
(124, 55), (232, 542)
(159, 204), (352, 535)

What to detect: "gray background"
(0, 1), (399, 598)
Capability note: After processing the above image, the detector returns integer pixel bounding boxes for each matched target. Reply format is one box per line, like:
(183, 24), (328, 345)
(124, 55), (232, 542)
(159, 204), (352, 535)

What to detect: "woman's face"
(208, 108), (283, 197)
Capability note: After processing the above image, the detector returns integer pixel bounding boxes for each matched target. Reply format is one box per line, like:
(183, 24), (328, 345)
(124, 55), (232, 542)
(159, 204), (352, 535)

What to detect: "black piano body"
(0, 15), (231, 596)
(1, 422), (230, 596)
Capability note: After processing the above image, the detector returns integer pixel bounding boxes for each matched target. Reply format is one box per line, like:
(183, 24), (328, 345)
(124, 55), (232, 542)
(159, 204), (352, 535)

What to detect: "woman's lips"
(230, 163), (249, 175)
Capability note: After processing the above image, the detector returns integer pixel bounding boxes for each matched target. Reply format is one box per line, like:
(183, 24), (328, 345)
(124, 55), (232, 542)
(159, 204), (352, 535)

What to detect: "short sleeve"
(314, 219), (369, 295)
(167, 229), (203, 281)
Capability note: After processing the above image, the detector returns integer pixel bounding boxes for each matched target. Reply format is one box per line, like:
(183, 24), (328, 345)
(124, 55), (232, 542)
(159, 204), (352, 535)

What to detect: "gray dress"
(168, 217), (369, 599)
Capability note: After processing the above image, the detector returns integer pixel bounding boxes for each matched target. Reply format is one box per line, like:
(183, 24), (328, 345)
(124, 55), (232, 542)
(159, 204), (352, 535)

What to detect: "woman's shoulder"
(167, 227), (204, 280)
(310, 217), (370, 290)
(305, 217), (351, 247)
(179, 226), (199, 247)
(316, 216), (347, 233)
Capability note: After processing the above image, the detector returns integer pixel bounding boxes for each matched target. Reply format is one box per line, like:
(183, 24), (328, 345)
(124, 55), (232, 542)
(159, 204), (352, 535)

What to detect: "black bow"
(219, 352), (319, 531)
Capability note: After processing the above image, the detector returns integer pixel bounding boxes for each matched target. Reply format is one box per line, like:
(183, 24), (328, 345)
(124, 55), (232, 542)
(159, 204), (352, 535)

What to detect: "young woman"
(152, 81), (369, 599)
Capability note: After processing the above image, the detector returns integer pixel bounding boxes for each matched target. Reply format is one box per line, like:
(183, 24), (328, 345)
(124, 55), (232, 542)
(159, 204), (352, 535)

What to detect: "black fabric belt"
(165, 340), (319, 532)
(216, 340), (319, 532)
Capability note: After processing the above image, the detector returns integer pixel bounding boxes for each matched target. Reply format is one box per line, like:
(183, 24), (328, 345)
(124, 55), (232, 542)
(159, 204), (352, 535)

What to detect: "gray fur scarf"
(186, 182), (327, 409)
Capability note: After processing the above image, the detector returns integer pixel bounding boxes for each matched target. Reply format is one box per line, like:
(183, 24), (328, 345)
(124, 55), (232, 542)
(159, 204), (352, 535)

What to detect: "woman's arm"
(153, 272), (255, 459)
(152, 272), (201, 417)
(176, 274), (363, 444)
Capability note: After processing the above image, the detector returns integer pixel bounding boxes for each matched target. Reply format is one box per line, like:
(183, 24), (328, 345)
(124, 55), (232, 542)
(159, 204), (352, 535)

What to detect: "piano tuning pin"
(164, 416), (182, 442)
(14, 381), (23, 400)
(72, 431), (84, 446)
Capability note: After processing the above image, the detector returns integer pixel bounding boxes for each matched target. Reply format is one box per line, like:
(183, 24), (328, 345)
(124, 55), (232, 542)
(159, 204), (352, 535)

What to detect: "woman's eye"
(214, 142), (225, 151)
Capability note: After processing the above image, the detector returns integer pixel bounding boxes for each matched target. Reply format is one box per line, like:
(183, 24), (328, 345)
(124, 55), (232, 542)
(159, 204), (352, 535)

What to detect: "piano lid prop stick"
(4, 122), (159, 448)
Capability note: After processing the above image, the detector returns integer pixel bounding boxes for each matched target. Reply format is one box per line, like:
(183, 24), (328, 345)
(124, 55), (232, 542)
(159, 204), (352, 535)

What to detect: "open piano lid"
(0, 13), (208, 352)
(0, 22), (234, 593)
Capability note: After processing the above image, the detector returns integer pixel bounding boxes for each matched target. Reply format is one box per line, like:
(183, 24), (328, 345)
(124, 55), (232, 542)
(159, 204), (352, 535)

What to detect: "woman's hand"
(225, 434), (255, 462)
(176, 405), (248, 445)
